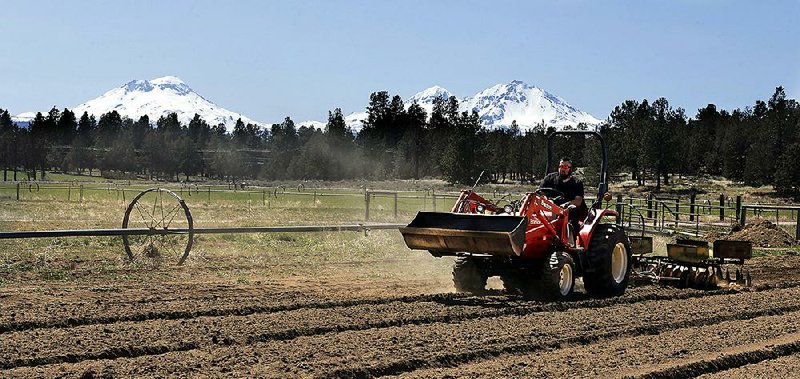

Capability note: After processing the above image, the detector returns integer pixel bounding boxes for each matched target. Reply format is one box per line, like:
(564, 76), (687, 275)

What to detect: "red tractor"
(400, 131), (632, 300)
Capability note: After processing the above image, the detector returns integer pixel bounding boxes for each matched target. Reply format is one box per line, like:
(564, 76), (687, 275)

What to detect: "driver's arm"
(569, 179), (585, 207)
(540, 175), (550, 189)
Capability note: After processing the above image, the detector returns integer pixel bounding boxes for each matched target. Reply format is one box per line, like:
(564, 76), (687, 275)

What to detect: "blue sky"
(1, 0), (798, 123)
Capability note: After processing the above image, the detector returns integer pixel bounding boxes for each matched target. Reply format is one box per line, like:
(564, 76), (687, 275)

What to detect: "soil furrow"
(698, 353), (800, 378)
(630, 338), (800, 379)
(326, 303), (800, 378)
(5, 285), (800, 375)
(0, 292), (472, 334)
(0, 277), (449, 325)
(3, 281), (795, 335)
(402, 310), (800, 378)
(0, 342), (199, 370)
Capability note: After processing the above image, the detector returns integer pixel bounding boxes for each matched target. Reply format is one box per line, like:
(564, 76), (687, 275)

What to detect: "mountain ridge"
(11, 78), (600, 132)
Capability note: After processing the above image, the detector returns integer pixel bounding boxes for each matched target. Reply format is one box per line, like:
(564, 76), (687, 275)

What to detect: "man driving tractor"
(541, 157), (588, 242)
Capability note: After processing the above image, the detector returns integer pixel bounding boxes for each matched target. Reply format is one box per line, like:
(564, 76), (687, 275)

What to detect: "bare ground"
(1, 253), (800, 378)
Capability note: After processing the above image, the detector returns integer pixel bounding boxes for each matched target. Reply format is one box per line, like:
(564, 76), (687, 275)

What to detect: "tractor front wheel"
(534, 251), (575, 301)
(502, 252), (575, 301)
(452, 257), (488, 294)
(584, 224), (632, 297)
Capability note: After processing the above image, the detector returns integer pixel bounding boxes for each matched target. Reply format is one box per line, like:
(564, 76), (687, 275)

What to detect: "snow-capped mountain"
(344, 112), (368, 131)
(69, 76), (261, 131)
(10, 77), (598, 133)
(297, 120), (326, 129)
(10, 112), (35, 128)
(405, 85), (454, 115)
(296, 114), (366, 131)
(302, 81), (600, 132)
(397, 81), (600, 131)
(461, 80), (600, 129)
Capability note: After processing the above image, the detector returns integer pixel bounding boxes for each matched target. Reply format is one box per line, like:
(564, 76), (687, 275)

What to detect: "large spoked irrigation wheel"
(122, 188), (194, 265)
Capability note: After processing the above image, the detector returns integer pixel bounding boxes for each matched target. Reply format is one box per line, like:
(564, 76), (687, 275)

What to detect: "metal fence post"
(432, 190), (436, 212)
(628, 197), (633, 226)
(740, 206), (747, 226)
(208, 187), (211, 202)
(735, 195), (742, 222)
(365, 190), (371, 221)
(647, 193), (653, 220)
(393, 192), (398, 219)
(719, 194), (725, 221)
(689, 193), (696, 222)
(616, 194), (623, 225)
(795, 209), (800, 241)
(16, 182), (20, 201)
(675, 198), (680, 226)
(79, 185), (84, 202)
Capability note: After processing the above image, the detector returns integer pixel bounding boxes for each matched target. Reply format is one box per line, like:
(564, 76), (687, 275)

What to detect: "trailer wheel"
(452, 257), (487, 294)
(584, 224), (632, 297)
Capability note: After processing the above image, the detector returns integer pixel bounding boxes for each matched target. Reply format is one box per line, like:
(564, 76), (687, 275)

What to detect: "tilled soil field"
(4, 255), (800, 378)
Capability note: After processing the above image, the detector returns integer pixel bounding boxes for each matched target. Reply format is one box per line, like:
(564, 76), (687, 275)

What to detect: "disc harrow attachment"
(631, 238), (753, 289)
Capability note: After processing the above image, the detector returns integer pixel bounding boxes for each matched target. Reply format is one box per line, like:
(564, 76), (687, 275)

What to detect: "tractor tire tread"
(452, 257), (488, 294)
(583, 223), (632, 297)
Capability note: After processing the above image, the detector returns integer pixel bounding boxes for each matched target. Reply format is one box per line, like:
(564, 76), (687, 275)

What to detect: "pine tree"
(743, 100), (776, 186)
(394, 103), (427, 179)
(263, 117), (298, 179)
(27, 112), (51, 179)
(185, 114), (209, 178)
(775, 143), (800, 199)
(0, 109), (19, 180)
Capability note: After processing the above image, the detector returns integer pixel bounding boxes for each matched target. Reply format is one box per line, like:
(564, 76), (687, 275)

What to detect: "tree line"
(603, 86), (800, 198)
(0, 86), (798, 198)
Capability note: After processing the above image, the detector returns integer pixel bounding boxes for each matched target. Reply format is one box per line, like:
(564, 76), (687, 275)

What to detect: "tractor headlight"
(476, 204), (485, 213)
(504, 205), (514, 214)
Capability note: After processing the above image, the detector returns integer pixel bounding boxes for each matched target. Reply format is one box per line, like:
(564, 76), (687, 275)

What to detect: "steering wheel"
(535, 187), (565, 202)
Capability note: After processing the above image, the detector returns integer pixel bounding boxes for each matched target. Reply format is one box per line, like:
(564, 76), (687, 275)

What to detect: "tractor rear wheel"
(452, 257), (488, 294)
(584, 224), (632, 297)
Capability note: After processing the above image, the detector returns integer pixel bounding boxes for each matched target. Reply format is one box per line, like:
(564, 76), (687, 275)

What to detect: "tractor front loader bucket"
(399, 212), (527, 257)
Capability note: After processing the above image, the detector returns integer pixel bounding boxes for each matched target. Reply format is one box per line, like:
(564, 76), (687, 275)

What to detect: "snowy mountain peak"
(148, 76), (192, 96)
(124, 79), (150, 91)
(408, 85), (453, 104)
(328, 81), (599, 132)
(150, 75), (185, 85)
(71, 76), (260, 131)
(462, 80), (600, 130)
(404, 85), (454, 116)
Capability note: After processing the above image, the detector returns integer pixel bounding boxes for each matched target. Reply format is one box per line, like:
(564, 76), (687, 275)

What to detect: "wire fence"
(0, 181), (465, 223)
(2, 181), (799, 240)
(614, 193), (800, 240)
